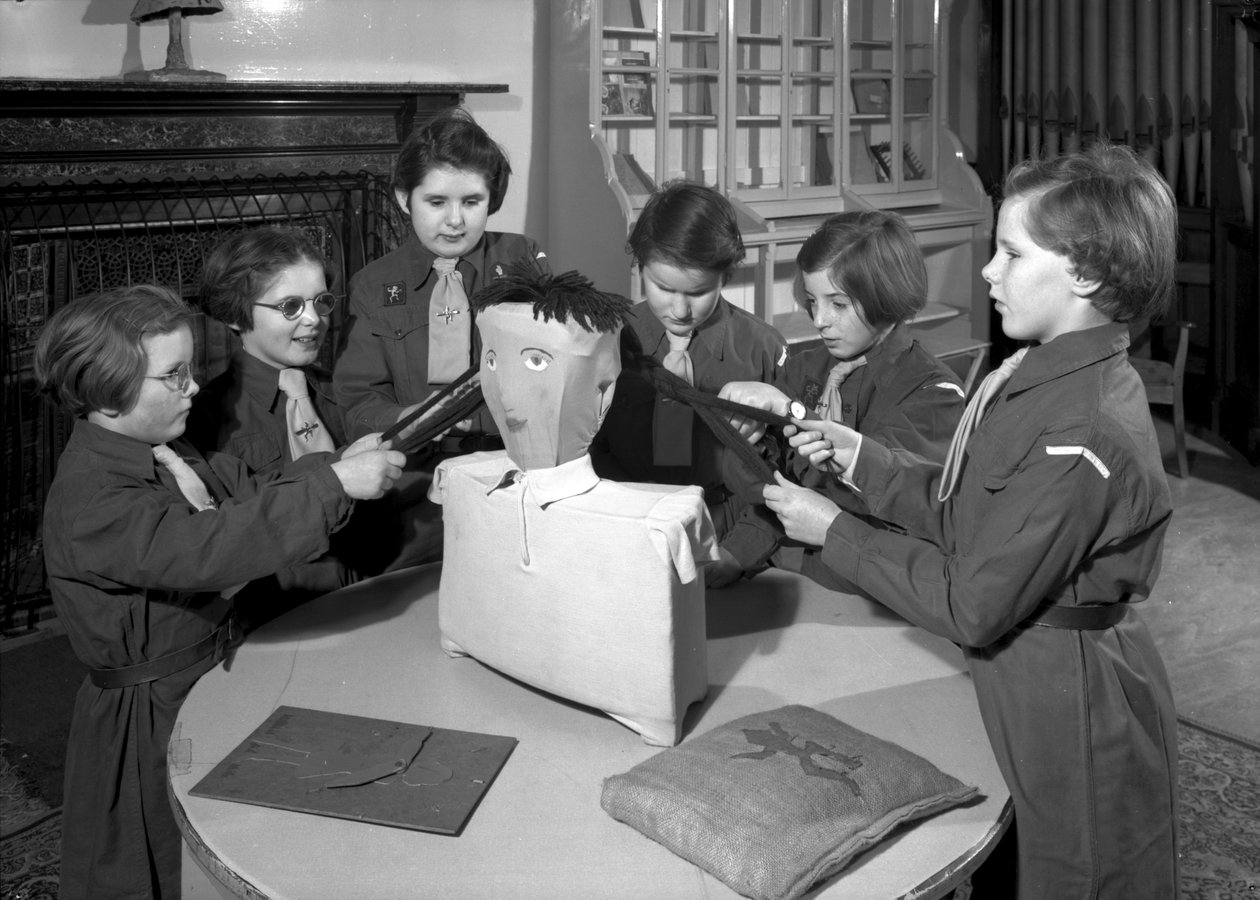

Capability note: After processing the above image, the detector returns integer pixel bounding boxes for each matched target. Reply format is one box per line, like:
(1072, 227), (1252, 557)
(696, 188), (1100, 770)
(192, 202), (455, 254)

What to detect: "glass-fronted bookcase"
(548, 0), (992, 388)
(595, 0), (946, 212)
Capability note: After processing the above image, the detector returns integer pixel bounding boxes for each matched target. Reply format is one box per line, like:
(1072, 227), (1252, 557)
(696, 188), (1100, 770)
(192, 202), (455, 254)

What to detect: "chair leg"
(1173, 394), (1189, 478)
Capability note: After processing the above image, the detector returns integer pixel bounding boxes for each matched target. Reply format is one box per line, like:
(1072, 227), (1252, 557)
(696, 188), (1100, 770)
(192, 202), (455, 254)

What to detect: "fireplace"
(0, 78), (506, 632)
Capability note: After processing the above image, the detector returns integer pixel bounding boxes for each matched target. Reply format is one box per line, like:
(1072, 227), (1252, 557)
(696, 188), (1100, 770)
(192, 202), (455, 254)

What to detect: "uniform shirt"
(186, 347), (346, 476)
(186, 347), (361, 593)
(591, 297), (788, 565)
(334, 230), (550, 440)
(740, 321), (965, 572)
(819, 323), (1179, 897)
(43, 420), (350, 900)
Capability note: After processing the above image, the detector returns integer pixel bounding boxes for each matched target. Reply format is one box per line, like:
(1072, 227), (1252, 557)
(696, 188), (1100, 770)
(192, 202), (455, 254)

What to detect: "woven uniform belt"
(434, 433), (504, 455)
(90, 616), (240, 689)
(1026, 602), (1128, 630)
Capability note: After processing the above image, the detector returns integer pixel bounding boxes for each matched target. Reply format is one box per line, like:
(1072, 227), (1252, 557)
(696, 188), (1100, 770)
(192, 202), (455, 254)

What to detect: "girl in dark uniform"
(719, 210), (966, 581)
(589, 180), (790, 587)
(763, 144), (1180, 897)
(36, 285), (403, 899)
(333, 107), (549, 571)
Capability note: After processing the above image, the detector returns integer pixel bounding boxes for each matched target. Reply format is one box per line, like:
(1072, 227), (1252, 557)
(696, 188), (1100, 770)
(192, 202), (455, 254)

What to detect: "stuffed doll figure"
(431, 267), (717, 746)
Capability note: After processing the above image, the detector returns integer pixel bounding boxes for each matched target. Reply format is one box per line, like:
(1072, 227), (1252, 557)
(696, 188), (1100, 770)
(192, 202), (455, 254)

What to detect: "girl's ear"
(1070, 270), (1102, 298)
(393, 188), (411, 215)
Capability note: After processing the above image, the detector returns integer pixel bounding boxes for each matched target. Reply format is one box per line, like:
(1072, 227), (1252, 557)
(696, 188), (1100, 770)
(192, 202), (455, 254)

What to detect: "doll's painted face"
(477, 304), (621, 470)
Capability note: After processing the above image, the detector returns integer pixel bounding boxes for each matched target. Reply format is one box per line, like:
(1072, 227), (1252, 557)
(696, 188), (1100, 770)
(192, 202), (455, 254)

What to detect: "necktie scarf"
(818, 355), (867, 423)
(278, 368), (335, 460)
(653, 331), (695, 466)
(937, 347), (1027, 501)
(428, 256), (472, 384)
(152, 443), (217, 511)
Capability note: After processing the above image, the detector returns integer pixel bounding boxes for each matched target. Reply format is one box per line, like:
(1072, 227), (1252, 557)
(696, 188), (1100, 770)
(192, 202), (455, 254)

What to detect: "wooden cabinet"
(1208, 2), (1259, 461)
(547, 0), (991, 386)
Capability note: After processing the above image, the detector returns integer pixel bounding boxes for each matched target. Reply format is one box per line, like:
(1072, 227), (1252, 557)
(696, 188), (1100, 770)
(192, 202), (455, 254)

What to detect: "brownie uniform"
(46, 422), (352, 900)
(817, 323), (1179, 896)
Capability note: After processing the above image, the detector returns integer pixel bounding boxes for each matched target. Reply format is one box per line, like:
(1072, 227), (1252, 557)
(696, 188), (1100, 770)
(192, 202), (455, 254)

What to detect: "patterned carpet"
(1, 721), (1256, 900)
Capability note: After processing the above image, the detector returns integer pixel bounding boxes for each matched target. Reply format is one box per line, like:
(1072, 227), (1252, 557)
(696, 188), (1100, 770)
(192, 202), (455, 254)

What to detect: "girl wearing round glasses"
(190, 225), (345, 475)
(189, 226), (392, 595)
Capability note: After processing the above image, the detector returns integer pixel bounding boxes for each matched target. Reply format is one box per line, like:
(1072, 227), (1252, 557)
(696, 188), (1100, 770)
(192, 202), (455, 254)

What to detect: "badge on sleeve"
(383, 282), (406, 306)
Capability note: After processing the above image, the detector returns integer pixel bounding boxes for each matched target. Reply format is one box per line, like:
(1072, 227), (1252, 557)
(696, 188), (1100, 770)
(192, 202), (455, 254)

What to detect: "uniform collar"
(486, 453), (600, 507)
(863, 320), (910, 364)
(403, 230), (489, 291)
(231, 346), (333, 412)
(1007, 322), (1130, 394)
(232, 348), (285, 411)
(638, 296), (731, 362)
(70, 418), (169, 481)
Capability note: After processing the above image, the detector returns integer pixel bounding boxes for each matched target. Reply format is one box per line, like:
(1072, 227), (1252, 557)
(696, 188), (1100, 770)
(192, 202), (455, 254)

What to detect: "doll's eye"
(484, 350), (497, 371)
(522, 349), (552, 372)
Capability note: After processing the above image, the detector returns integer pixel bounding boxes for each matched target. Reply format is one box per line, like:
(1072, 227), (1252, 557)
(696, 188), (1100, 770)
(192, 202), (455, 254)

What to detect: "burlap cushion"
(600, 704), (980, 900)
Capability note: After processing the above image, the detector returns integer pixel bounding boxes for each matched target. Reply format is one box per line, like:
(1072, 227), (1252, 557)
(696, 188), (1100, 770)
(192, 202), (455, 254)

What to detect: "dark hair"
(1003, 142), (1178, 322)
(393, 107), (512, 215)
(35, 284), (193, 418)
(472, 260), (632, 335)
(198, 226), (332, 331)
(793, 210), (927, 328)
(626, 180), (746, 275)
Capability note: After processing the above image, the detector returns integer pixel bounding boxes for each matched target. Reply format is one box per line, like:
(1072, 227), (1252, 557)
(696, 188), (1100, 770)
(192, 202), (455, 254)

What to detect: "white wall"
(0, 0), (548, 241)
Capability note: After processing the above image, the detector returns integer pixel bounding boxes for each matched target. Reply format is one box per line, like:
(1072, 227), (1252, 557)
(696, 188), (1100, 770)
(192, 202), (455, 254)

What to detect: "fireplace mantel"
(0, 78), (508, 179)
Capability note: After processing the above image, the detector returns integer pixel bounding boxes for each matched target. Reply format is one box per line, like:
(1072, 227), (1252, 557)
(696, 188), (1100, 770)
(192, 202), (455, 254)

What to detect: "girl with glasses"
(35, 284), (404, 900)
(188, 225), (396, 600)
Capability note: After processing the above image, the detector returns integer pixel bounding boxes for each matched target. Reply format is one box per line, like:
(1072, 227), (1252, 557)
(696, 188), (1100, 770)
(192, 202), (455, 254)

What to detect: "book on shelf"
(619, 71), (654, 117)
(601, 73), (626, 115)
(603, 48), (651, 67)
(871, 142), (928, 182)
(851, 77), (891, 115)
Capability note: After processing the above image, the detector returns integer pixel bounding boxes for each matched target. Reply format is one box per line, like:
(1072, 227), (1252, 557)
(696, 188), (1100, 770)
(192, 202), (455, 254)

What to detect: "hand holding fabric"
(330, 434), (405, 499)
(718, 381), (792, 443)
(786, 417), (861, 476)
(763, 471), (841, 547)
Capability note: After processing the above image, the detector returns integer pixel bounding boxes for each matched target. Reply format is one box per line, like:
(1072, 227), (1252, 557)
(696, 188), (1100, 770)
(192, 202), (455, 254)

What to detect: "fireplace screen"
(1, 171), (407, 632)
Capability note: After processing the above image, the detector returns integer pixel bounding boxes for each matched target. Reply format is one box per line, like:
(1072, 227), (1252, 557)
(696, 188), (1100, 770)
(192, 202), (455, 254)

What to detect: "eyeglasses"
(146, 361), (193, 393)
(252, 292), (339, 321)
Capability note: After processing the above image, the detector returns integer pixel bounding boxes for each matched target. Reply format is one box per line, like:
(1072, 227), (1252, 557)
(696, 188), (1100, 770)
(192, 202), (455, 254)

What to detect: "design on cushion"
(732, 721), (864, 796)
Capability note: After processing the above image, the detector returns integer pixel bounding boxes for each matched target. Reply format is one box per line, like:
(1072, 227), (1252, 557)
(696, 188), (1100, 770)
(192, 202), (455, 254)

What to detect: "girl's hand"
(762, 472), (841, 547)
(330, 438), (406, 500)
(787, 417), (860, 475)
(718, 381), (792, 443)
(705, 547), (744, 589)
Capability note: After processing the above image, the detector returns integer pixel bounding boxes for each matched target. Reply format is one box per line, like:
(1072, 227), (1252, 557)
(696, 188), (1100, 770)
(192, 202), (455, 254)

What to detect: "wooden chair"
(1129, 321), (1193, 478)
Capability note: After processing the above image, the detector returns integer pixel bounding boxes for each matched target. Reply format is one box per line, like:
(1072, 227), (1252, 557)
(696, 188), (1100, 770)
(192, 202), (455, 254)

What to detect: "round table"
(170, 564), (1010, 899)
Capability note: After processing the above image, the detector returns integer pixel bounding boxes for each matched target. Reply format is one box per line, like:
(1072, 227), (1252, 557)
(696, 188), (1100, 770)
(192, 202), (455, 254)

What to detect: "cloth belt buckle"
(1026, 602), (1129, 631)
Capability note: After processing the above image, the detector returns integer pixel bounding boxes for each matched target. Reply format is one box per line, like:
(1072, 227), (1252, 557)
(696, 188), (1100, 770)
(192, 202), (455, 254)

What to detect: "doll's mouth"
(504, 416), (528, 431)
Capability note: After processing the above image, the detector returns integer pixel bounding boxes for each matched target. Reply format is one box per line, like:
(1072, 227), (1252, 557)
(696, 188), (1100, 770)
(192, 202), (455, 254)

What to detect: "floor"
(1139, 413), (1260, 743)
